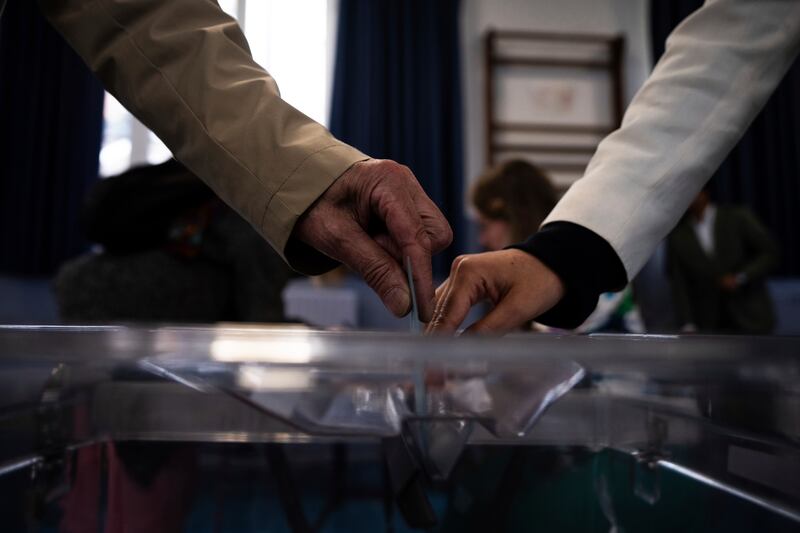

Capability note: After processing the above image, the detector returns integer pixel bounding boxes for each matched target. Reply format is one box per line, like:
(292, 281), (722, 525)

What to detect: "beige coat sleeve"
(38, 0), (368, 272)
(544, 0), (800, 281)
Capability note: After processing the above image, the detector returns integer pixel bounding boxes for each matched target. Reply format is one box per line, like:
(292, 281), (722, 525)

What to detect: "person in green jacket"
(667, 187), (779, 334)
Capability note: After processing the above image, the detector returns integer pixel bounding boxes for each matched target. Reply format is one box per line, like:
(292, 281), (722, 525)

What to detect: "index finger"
(376, 194), (436, 322)
(428, 268), (484, 335)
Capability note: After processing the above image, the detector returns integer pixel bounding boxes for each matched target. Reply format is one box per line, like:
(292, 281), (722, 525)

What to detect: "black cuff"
(508, 222), (627, 329)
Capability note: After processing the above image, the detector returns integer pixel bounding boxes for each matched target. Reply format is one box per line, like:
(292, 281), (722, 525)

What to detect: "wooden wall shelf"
(484, 30), (625, 187)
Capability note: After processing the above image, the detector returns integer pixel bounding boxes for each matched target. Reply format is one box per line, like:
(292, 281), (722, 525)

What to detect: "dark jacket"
(667, 206), (778, 334)
(55, 160), (293, 323)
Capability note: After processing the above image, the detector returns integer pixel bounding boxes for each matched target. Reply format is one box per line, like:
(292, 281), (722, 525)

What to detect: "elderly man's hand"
(293, 159), (452, 321)
(427, 249), (564, 334)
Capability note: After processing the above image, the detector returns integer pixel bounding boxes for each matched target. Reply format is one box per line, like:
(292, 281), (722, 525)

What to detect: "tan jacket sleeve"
(543, 0), (800, 280)
(38, 0), (368, 272)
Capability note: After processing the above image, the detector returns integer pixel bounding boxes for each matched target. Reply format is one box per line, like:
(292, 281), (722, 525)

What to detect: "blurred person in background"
(55, 159), (293, 323)
(55, 159), (298, 533)
(472, 160), (559, 252)
(470, 160), (644, 334)
(668, 186), (779, 334)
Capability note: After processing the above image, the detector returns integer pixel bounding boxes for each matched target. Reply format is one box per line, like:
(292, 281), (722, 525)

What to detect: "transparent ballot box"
(0, 325), (798, 532)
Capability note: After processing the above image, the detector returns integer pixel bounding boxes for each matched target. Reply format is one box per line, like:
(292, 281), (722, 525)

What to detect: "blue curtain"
(0, 0), (105, 276)
(330, 0), (464, 276)
(652, 0), (800, 275)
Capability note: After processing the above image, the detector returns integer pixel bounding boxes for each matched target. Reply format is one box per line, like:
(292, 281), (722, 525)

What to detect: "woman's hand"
(427, 249), (565, 334)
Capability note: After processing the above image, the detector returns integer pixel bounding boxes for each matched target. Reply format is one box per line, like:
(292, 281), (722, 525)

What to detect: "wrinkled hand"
(427, 249), (565, 334)
(293, 159), (452, 320)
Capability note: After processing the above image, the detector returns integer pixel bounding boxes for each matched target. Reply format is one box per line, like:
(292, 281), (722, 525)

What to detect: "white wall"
(460, 0), (652, 249)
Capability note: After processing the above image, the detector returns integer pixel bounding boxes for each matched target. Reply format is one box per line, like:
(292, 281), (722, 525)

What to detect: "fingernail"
(390, 287), (411, 317)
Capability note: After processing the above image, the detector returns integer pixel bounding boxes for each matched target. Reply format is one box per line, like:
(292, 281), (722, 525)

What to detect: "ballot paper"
(405, 257), (426, 419)
(406, 257), (422, 336)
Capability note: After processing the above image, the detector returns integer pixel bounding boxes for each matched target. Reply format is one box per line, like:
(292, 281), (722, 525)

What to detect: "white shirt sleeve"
(543, 0), (800, 280)
(691, 204), (716, 255)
